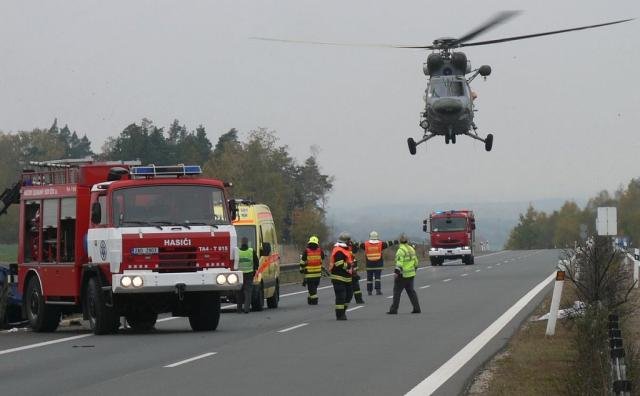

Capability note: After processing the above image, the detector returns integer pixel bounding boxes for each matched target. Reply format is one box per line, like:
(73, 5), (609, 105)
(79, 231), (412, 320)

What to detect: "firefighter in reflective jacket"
(387, 233), (421, 314)
(237, 236), (259, 313)
(347, 239), (365, 304)
(299, 236), (325, 305)
(330, 232), (354, 320)
(358, 231), (398, 296)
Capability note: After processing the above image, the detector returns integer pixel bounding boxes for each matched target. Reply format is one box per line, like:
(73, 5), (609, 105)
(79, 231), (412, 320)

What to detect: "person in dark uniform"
(358, 231), (398, 296)
(299, 235), (325, 305)
(329, 232), (354, 320)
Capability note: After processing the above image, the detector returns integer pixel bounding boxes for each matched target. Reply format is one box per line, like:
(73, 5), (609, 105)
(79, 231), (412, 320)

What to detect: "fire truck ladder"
(0, 181), (21, 217)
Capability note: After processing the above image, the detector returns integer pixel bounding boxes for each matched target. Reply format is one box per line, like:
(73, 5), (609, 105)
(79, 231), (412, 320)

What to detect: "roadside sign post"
(596, 207), (617, 236)
(546, 270), (565, 336)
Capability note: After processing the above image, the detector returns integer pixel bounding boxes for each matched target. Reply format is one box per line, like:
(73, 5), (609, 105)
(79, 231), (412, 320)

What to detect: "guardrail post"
(545, 270), (565, 336)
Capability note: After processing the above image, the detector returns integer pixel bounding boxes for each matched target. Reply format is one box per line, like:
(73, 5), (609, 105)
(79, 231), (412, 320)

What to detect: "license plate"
(131, 247), (159, 255)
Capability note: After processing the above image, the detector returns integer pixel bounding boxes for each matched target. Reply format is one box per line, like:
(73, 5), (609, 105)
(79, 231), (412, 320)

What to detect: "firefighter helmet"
(308, 236), (319, 245)
(399, 233), (409, 243)
(338, 232), (351, 243)
(369, 231), (379, 240)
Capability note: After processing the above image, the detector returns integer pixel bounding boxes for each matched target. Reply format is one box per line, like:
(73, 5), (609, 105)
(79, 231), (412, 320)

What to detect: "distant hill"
(326, 198), (586, 249)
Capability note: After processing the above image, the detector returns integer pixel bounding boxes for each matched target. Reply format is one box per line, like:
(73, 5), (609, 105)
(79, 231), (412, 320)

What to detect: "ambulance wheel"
(25, 276), (60, 332)
(485, 134), (493, 152)
(251, 283), (264, 312)
(188, 292), (220, 331)
(85, 277), (119, 335)
(126, 312), (158, 332)
(266, 279), (279, 309)
(407, 138), (417, 155)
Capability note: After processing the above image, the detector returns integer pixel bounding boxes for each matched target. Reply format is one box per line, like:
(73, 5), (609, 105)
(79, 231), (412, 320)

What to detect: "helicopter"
(252, 12), (633, 155)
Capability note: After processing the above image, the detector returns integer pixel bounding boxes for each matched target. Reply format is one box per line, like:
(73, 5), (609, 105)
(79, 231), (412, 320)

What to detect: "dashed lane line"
(475, 269), (481, 273)
(419, 285), (431, 289)
(460, 274), (468, 277)
(277, 323), (309, 333)
(164, 352), (217, 368)
(346, 305), (364, 313)
(0, 334), (94, 356)
(443, 278), (452, 283)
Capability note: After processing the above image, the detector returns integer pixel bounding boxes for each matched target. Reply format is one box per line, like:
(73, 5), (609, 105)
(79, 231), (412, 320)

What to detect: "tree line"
(0, 119), (333, 247)
(506, 179), (640, 249)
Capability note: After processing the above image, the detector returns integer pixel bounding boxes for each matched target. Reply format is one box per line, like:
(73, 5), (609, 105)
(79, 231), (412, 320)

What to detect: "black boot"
(376, 290), (383, 295)
(307, 297), (313, 305)
(355, 294), (365, 304)
(336, 309), (347, 320)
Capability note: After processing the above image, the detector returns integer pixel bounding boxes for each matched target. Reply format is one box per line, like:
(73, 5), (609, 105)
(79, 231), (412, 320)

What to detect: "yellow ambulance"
(232, 203), (280, 310)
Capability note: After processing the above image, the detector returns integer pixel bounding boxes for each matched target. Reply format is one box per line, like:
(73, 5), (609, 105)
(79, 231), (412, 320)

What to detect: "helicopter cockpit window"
(430, 80), (465, 98)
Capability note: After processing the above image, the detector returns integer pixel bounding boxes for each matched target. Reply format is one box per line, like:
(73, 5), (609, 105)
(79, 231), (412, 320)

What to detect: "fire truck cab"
(424, 210), (476, 266)
(17, 161), (241, 334)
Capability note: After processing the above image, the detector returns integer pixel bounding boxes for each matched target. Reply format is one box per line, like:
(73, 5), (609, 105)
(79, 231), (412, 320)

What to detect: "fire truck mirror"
(91, 202), (102, 224)
(228, 200), (239, 221)
(260, 242), (271, 257)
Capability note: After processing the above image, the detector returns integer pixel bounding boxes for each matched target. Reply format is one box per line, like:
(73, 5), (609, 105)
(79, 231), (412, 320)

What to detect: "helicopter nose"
(433, 98), (463, 116)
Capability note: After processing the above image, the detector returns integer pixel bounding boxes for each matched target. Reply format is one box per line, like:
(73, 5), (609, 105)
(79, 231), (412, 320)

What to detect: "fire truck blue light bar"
(130, 165), (202, 177)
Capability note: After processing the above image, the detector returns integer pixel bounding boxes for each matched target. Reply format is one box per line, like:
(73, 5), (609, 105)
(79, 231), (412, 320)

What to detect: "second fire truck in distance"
(423, 210), (476, 266)
(13, 161), (241, 334)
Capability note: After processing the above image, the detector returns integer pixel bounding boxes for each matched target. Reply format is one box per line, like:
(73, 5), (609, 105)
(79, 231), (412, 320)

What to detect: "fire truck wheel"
(126, 313), (158, 332)
(85, 277), (119, 335)
(266, 279), (279, 309)
(188, 292), (220, 332)
(25, 277), (60, 332)
(251, 283), (264, 312)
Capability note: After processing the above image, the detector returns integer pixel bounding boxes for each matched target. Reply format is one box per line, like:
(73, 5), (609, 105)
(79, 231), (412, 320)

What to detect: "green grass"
(0, 244), (17, 262)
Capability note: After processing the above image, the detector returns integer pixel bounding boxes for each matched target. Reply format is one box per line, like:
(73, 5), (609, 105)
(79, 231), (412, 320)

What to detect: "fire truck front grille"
(157, 247), (198, 272)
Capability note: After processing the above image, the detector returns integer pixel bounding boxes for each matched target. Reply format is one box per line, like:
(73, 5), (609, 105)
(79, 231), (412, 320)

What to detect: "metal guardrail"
(609, 313), (632, 395)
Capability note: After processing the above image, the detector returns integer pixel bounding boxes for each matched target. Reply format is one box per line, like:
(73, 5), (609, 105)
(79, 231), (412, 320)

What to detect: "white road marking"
(164, 352), (217, 368)
(487, 266), (493, 269)
(346, 305), (364, 312)
(460, 274), (468, 277)
(386, 295), (394, 299)
(443, 278), (452, 283)
(475, 269), (481, 273)
(405, 271), (556, 396)
(0, 334), (94, 356)
(157, 316), (178, 322)
(277, 323), (309, 333)
(419, 285), (431, 289)
(496, 263), (501, 266)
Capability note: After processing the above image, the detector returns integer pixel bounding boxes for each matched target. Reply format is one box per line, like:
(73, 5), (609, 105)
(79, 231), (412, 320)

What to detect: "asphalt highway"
(0, 250), (559, 396)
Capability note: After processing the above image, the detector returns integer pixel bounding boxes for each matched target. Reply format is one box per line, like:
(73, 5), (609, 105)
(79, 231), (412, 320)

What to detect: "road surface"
(0, 249), (558, 395)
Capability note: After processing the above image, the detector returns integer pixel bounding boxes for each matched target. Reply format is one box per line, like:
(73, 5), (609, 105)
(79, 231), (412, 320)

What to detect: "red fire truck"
(423, 210), (476, 266)
(12, 161), (241, 334)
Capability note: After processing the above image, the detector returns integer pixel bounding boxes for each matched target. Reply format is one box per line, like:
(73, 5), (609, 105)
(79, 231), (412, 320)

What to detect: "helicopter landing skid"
(463, 131), (494, 152)
(407, 133), (436, 155)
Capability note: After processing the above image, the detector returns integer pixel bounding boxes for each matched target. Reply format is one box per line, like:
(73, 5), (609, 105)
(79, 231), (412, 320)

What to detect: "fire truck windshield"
(431, 217), (467, 232)
(112, 185), (229, 227)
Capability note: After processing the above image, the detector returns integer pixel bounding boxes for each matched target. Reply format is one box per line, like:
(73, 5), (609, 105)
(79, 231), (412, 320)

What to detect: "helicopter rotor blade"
(459, 18), (634, 48)
(453, 10), (521, 46)
(250, 37), (422, 49)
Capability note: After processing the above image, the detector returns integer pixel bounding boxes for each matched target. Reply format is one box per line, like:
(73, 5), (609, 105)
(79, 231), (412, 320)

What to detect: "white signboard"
(596, 207), (617, 236)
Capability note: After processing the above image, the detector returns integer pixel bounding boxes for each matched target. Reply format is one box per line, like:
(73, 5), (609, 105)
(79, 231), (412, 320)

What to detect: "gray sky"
(1, 1), (638, 210)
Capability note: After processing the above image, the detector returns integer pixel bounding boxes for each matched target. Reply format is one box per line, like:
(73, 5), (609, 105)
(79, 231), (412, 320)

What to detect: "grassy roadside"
(467, 283), (578, 395)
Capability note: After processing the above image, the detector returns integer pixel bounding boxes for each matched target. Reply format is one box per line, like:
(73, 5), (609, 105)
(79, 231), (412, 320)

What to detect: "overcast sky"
(1, 1), (638, 210)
